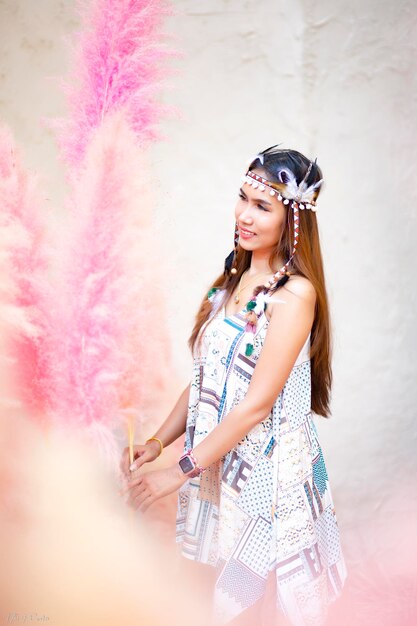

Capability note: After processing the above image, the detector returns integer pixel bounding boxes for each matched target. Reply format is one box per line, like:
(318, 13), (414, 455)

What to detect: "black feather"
(270, 274), (290, 293)
(224, 249), (235, 275)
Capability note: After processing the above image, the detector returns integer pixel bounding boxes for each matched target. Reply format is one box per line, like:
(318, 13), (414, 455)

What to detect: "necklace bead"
(234, 270), (269, 304)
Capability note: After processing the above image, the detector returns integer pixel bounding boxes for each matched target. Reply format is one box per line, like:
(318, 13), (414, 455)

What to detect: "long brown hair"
(188, 147), (333, 418)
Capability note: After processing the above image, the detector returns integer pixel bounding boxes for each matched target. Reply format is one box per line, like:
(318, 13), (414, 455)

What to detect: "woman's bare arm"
(147, 382), (191, 449)
(121, 383), (191, 476)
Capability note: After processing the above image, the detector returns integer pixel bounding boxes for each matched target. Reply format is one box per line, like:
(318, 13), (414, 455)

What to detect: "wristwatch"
(178, 449), (206, 478)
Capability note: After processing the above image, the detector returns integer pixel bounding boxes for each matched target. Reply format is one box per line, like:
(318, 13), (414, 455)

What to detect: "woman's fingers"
(135, 491), (154, 513)
(120, 447), (131, 475)
(128, 484), (148, 508)
(122, 467), (184, 511)
(120, 471), (144, 494)
(120, 445), (148, 477)
(129, 452), (148, 473)
(128, 474), (153, 510)
(132, 446), (147, 462)
(127, 482), (149, 509)
(129, 446), (154, 472)
(120, 445), (139, 475)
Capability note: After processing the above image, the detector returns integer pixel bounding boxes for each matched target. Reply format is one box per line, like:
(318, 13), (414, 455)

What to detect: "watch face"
(179, 455), (194, 474)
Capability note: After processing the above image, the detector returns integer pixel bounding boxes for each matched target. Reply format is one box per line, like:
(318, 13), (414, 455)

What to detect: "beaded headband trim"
(241, 170), (317, 211)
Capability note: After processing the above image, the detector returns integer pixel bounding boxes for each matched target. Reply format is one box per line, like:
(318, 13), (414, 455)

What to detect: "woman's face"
(235, 168), (287, 255)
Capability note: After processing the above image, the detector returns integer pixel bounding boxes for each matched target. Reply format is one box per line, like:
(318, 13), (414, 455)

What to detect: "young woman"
(120, 146), (348, 626)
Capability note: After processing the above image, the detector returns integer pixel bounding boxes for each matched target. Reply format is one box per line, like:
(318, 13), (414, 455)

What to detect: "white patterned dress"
(176, 289), (348, 626)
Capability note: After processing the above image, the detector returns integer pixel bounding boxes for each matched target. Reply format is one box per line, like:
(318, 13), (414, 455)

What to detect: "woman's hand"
(121, 464), (188, 513)
(119, 440), (161, 479)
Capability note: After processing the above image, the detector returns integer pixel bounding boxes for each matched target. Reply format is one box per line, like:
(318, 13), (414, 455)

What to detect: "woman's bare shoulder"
(265, 274), (316, 321)
(282, 274), (317, 302)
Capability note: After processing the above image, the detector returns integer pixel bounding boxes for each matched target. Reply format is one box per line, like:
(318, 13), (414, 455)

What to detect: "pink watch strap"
(188, 449), (206, 474)
(180, 449), (206, 476)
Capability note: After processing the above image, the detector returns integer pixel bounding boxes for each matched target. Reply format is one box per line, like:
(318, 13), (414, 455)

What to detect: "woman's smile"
(239, 226), (256, 239)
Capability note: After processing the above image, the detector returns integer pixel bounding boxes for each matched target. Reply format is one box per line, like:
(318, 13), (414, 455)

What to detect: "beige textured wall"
(1, 0), (416, 571)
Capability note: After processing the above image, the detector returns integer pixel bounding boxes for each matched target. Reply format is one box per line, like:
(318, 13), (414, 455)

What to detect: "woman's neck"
(246, 250), (284, 277)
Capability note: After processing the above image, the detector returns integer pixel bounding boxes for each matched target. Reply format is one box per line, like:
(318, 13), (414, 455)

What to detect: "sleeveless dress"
(175, 289), (348, 626)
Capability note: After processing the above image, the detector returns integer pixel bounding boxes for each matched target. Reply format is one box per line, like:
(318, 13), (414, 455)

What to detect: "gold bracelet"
(146, 437), (163, 457)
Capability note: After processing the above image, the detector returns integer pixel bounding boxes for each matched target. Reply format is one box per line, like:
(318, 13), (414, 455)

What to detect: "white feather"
(208, 287), (226, 319)
(278, 167), (323, 203)
(254, 291), (287, 315)
(277, 168), (299, 199)
(297, 178), (323, 202)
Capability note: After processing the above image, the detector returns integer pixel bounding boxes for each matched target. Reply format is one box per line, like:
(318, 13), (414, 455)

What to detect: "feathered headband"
(242, 155), (323, 210)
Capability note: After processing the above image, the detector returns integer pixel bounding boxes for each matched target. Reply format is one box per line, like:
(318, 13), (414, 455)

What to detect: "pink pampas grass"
(37, 111), (172, 465)
(45, 0), (178, 175)
(0, 124), (53, 425)
(1, 0), (180, 466)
